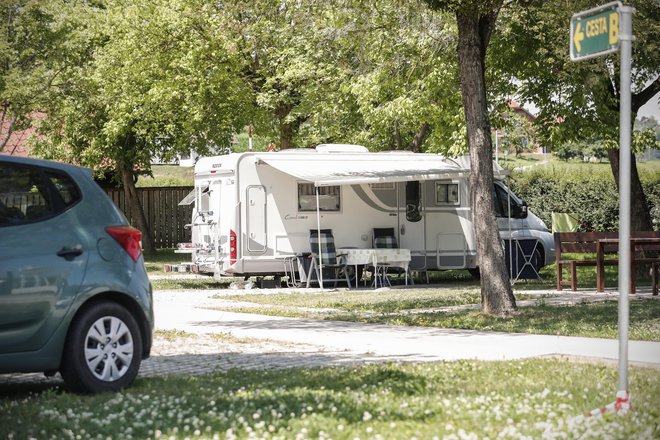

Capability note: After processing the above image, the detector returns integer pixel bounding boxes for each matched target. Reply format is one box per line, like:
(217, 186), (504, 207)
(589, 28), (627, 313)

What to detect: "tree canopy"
(492, 0), (659, 148)
(3, 0), (657, 287)
(491, 0), (659, 232)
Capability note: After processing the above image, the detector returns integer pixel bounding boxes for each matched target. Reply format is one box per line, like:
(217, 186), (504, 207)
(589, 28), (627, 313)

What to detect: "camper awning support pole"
(315, 186), (324, 290)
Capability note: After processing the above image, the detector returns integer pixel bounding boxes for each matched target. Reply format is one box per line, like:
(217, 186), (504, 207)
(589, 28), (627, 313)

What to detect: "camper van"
(179, 144), (554, 281)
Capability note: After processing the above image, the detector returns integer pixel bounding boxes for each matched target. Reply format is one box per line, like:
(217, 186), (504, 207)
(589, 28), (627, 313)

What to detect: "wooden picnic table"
(596, 236), (660, 295)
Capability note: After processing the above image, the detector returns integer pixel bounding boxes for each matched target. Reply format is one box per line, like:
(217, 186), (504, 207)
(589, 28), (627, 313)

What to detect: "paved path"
(2, 287), (659, 386)
(153, 289), (660, 368)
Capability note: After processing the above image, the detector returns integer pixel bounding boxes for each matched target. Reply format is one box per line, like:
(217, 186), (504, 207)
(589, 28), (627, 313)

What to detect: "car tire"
(60, 301), (142, 393)
(468, 268), (480, 280)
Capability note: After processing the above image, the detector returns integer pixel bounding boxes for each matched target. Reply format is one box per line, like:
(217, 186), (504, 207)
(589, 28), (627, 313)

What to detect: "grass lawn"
(499, 154), (660, 175)
(337, 299), (660, 341)
(137, 165), (194, 187)
(144, 248), (181, 273)
(212, 295), (660, 341)
(1, 360), (658, 439)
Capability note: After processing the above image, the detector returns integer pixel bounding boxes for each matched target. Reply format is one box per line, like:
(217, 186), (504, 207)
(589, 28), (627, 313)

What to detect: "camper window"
(405, 181), (422, 222)
(298, 183), (340, 212)
(198, 185), (210, 213)
(435, 182), (459, 205)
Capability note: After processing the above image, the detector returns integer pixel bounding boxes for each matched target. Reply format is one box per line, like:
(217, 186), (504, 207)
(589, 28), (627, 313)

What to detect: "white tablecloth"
(338, 248), (411, 270)
(338, 248), (411, 287)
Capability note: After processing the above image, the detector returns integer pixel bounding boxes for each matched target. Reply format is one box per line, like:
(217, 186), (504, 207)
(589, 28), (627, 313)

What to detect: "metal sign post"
(616, 4), (634, 400)
(571, 2), (635, 416)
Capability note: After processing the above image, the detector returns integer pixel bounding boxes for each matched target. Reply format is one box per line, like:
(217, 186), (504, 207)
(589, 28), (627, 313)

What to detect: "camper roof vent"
(315, 144), (368, 153)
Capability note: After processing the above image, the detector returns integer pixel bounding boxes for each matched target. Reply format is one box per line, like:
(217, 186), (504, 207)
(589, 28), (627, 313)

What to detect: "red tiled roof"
(0, 112), (45, 157)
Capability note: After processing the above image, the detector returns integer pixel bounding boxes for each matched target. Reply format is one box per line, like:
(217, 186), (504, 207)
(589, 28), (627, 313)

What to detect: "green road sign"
(570, 1), (621, 61)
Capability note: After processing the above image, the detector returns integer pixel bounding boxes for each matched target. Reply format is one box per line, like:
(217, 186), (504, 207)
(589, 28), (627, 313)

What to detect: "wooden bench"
(554, 231), (660, 295)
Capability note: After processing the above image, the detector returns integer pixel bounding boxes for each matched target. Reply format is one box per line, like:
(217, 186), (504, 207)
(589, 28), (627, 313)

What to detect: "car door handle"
(57, 247), (83, 258)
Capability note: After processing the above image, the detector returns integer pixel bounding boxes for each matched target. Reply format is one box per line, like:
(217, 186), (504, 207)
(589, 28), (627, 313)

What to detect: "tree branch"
(632, 76), (660, 113)
(0, 116), (17, 151)
(409, 122), (431, 152)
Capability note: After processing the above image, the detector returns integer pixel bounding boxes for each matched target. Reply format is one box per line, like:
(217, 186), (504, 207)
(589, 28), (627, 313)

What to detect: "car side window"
(0, 163), (80, 227)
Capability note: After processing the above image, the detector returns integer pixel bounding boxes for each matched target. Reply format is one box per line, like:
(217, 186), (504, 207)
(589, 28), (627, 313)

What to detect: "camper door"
(398, 181), (427, 270)
(246, 185), (267, 253)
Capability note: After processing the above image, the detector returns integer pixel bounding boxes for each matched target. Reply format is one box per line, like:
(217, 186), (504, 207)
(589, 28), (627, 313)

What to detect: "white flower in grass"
(362, 411), (373, 421)
(337, 424), (344, 431)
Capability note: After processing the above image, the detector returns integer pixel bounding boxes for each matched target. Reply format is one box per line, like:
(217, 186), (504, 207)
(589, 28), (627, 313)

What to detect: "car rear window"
(0, 163), (81, 227)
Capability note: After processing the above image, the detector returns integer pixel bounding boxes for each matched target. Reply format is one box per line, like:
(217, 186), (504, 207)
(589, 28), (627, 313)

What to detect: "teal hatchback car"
(0, 156), (153, 393)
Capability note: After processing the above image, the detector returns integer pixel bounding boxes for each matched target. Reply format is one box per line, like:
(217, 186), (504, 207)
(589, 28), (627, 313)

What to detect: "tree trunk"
(120, 166), (156, 258)
(606, 148), (653, 232)
(279, 122), (293, 150)
(276, 103), (295, 150)
(457, 10), (516, 315)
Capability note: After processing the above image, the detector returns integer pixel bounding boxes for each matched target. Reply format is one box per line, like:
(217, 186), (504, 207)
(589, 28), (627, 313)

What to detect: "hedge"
(507, 165), (660, 232)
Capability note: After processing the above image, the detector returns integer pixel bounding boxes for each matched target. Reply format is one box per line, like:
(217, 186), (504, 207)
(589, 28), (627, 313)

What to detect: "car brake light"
(229, 229), (237, 265)
(106, 226), (142, 262)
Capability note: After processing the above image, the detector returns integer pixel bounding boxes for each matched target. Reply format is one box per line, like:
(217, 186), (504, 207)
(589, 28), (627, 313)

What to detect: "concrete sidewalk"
(154, 289), (660, 368)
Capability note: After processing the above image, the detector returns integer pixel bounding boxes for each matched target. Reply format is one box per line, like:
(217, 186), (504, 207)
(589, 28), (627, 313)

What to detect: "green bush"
(508, 165), (660, 231)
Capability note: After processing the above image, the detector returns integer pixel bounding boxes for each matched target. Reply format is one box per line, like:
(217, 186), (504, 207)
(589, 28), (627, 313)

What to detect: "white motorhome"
(180, 144), (554, 280)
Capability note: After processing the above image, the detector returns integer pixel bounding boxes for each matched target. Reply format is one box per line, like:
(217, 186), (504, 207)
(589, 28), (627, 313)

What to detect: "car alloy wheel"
(84, 316), (134, 381)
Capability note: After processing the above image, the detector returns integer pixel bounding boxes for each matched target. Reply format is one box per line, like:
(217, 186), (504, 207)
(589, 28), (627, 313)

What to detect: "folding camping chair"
(307, 229), (351, 288)
(504, 238), (542, 284)
(373, 228), (398, 249)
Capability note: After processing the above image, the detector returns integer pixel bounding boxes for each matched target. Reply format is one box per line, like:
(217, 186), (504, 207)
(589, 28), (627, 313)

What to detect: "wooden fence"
(104, 186), (194, 249)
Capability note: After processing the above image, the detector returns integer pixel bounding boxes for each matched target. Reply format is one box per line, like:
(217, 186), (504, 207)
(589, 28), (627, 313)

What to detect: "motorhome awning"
(258, 153), (464, 186)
